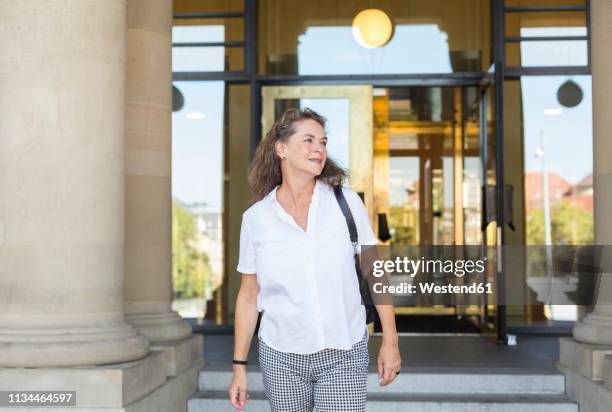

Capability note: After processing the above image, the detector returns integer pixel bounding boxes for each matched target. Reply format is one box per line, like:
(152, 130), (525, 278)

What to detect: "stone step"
(197, 367), (567, 395)
(188, 390), (578, 412)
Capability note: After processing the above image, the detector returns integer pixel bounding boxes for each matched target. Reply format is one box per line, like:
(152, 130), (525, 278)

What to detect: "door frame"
(479, 63), (508, 344)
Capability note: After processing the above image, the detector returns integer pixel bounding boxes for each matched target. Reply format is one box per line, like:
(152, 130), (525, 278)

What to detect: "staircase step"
(197, 367), (567, 395)
(188, 390), (578, 412)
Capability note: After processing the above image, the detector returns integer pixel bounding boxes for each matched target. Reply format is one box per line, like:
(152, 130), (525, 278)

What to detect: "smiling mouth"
(309, 159), (322, 164)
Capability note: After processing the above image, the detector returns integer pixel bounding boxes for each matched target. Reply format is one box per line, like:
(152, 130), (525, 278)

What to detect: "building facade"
(1, 0), (612, 411)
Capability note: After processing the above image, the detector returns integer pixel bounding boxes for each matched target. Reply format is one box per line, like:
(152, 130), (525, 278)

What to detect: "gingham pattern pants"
(258, 328), (369, 412)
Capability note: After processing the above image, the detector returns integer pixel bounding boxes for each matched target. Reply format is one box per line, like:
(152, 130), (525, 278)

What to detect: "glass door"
(261, 84), (501, 337)
(373, 86), (485, 333)
(374, 87), (457, 249)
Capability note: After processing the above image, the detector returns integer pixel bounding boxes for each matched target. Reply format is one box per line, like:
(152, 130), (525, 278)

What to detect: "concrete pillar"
(124, 0), (192, 342)
(0, 0), (149, 367)
(572, 0), (612, 345)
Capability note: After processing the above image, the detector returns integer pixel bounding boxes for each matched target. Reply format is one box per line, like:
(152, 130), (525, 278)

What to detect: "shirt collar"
(265, 179), (329, 205)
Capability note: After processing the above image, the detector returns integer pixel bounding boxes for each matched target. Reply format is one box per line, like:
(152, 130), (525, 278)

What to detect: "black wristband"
(232, 359), (248, 365)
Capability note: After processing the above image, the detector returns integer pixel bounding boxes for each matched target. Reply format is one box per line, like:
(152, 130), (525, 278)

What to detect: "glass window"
(173, 18), (244, 43)
(171, 82), (250, 323)
(171, 81), (225, 319)
(504, 8), (588, 67)
(172, 24), (244, 72)
(520, 35), (587, 67)
(259, 0), (491, 75)
(505, 11), (586, 38)
(519, 75), (593, 321)
(297, 25), (454, 75)
(522, 75), (593, 244)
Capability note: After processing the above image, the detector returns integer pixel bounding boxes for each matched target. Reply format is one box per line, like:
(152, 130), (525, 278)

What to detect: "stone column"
(557, 5), (612, 409)
(572, 0), (612, 346)
(124, 0), (192, 342)
(0, 0), (149, 367)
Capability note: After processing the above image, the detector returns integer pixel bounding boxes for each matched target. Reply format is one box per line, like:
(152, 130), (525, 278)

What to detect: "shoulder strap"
(333, 185), (358, 255)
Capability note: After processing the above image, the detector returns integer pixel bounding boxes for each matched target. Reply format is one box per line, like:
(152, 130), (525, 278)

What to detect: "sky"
(171, 24), (592, 210)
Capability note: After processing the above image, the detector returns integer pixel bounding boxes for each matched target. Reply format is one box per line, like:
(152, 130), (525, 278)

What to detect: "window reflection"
(173, 24), (244, 72)
(377, 87), (460, 246)
(510, 27), (589, 67)
(505, 10), (586, 37)
(521, 75), (593, 321)
(171, 81), (225, 319)
(261, 0), (490, 75)
(389, 157), (420, 244)
(521, 28), (587, 67)
(298, 25), (454, 75)
(173, 26), (225, 72)
(523, 75), (593, 243)
(463, 157), (482, 245)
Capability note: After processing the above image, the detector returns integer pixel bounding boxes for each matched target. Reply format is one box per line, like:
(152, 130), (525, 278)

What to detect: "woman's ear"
(275, 140), (286, 159)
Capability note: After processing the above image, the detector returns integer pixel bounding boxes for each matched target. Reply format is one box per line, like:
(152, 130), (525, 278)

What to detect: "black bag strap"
(334, 185), (380, 325)
(333, 185), (359, 256)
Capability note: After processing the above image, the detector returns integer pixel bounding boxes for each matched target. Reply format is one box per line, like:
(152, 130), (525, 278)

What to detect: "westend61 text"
(372, 282), (493, 295)
(372, 257), (487, 278)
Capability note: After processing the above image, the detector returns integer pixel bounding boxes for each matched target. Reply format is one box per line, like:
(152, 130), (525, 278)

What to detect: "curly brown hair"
(248, 107), (347, 203)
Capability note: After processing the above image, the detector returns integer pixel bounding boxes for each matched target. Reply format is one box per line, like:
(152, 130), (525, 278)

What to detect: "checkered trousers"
(258, 328), (369, 412)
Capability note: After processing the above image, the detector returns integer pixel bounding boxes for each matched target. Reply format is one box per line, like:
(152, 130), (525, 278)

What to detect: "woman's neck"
(277, 177), (316, 207)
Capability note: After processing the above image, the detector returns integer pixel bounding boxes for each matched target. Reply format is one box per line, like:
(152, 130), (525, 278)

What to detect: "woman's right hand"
(229, 368), (249, 410)
(231, 275), (259, 409)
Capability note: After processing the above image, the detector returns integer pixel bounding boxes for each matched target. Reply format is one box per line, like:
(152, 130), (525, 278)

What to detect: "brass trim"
(454, 87), (464, 246)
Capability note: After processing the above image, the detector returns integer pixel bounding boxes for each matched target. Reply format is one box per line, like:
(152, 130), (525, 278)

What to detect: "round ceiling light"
(352, 9), (394, 49)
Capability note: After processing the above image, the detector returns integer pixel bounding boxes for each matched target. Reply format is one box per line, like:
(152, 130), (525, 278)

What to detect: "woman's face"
(277, 119), (328, 177)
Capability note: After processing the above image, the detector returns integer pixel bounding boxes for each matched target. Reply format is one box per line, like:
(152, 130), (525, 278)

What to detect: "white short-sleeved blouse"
(237, 179), (377, 354)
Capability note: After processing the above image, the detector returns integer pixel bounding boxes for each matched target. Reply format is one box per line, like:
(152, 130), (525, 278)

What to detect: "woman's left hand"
(377, 341), (402, 386)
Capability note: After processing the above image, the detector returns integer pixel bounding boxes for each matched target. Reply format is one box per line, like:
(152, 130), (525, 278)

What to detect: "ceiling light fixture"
(352, 9), (394, 49)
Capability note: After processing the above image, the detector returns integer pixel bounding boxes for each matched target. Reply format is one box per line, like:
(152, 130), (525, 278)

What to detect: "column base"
(574, 313), (612, 345)
(126, 311), (192, 343)
(0, 326), (149, 368)
(0, 335), (203, 411)
(559, 337), (612, 380)
(557, 361), (612, 412)
(151, 334), (205, 377)
(557, 337), (612, 412)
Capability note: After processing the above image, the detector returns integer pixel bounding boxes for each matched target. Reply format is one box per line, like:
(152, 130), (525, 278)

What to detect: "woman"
(228, 108), (401, 411)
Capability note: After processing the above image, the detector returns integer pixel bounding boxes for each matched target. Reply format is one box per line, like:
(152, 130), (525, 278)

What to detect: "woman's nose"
(313, 144), (325, 153)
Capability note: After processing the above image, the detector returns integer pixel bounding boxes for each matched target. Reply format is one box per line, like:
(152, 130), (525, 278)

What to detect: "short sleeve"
(236, 214), (256, 274)
(345, 189), (378, 248)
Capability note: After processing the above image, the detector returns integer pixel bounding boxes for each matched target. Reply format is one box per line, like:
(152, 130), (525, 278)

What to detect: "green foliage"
(172, 200), (213, 300)
(526, 200), (593, 245)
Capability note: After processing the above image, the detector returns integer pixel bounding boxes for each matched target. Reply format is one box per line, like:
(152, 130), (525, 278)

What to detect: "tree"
(172, 200), (213, 300)
(526, 200), (593, 245)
